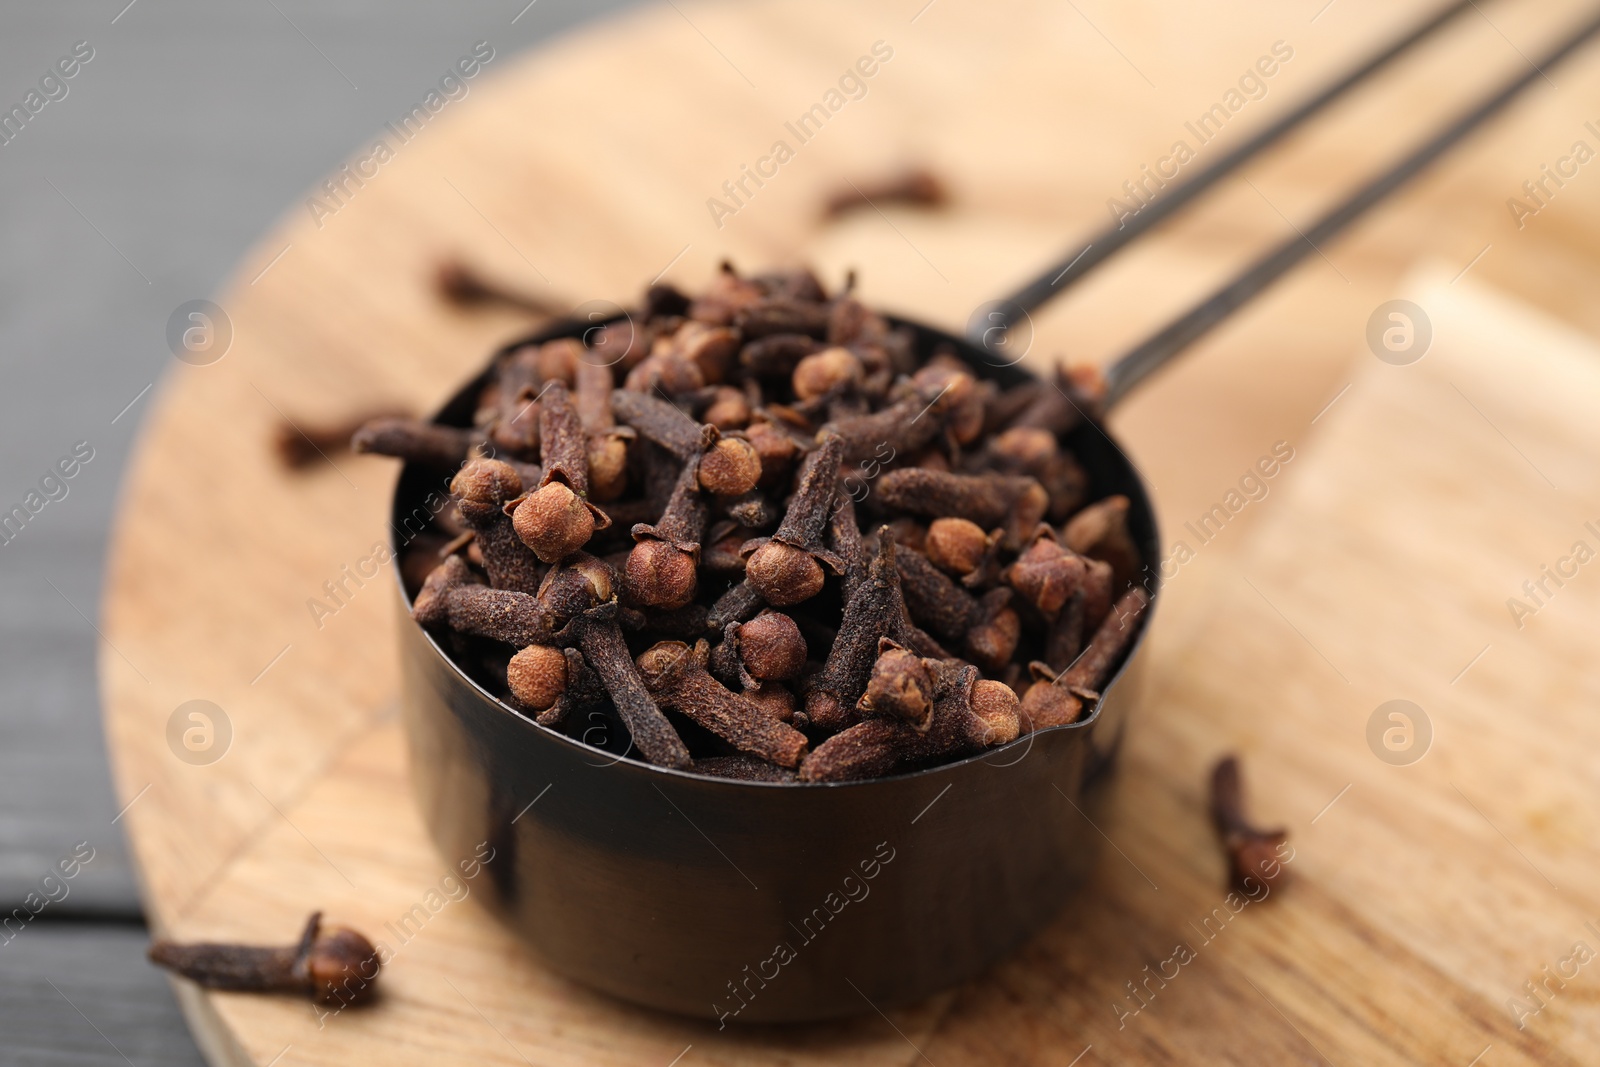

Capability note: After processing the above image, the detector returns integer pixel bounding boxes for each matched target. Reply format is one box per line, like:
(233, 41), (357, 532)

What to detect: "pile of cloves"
(356, 264), (1150, 782)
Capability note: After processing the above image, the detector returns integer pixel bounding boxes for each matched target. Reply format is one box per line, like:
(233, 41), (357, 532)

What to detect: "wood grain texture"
(99, 0), (1600, 1062)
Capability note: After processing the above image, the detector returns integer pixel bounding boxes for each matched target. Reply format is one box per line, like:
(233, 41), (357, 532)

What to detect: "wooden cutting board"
(100, 0), (1600, 1063)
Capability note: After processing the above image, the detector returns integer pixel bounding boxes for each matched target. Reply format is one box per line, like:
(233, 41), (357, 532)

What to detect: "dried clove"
(1042, 588), (1087, 672)
(742, 432), (844, 606)
(636, 640), (809, 768)
(437, 260), (566, 317)
(1081, 558), (1115, 632)
(708, 611), (806, 690)
(744, 682), (797, 724)
(508, 644), (604, 727)
(735, 297), (832, 340)
(722, 488), (776, 529)
(611, 391), (762, 498)
(624, 454), (708, 610)
(589, 317), (656, 373)
(412, 554), (607, 649)
(924, 517), (988, 578)
(895, 547), (1019, 672)
(574, 357), (631, 502)
(800, 663), (1018, 782)
(707, 578), (766, 631)
(554, 602), (691, 769)
(620, 601), (711, 641)
(828, 490), (867, 602)
(983, 380), (1044, 436)
(148, 912), (380, 1007)
(791, 347), (863, 402)
(822, 167), (948, 219)
(352, 417), (482, 469)
(450, 459), (545, 595)
(910, 361), (984, 447)
(276, 409), (406, 469)
(505, 644), (569, 714)
(1007, 363), (1096, 436)
(983, 426), (1087, 522)
(702, 385), (752, 430)
(959, 527), (1008, 592)
(697, 433), (763, 499)
(702, 529), (750, 574)
(534, 338), (583, 386)
(665, 321), (740, 384)
(740, 333), (819, 378)
(821, 374), (959, 464)
(612, 389), (703, 457)
(1005, 526), (1088, 621)
(1064, 494), (1141, 592)
(855, 639), (935, 729)
(883, 517), (926, 555)
(803, 530), (912, 730)
(686, 262), (764, 325)
(875, 468), (1047, 547)
(1210, 756), (1290, 895)
(487, 345), (544, 456)
(510, 381), (611, 563)
(1018, 587), (1150, 732)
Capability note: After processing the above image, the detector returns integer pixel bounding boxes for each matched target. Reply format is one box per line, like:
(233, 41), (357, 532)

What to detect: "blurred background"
(0, 4), (635, 1062)
(7, 0), (1600, 1063)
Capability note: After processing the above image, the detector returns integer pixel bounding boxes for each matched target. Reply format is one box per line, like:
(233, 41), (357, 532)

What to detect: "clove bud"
(510, 381), (611, 563)
(855, 639), (935, 729)
(1018, 587), (1150, 732)
(924, 517), (989, 577)
(612, 391), (762, 498)
(742, 432), (844, 606)
(574, 356), (632, 502)
(800, 663), (1018, 782)
(413, 553), (609, 649)
(1064, 494), (1141, 592)
(710, 611), (806, 690)
(554, 602), (691, 769)
(636, 641), (809, 768)
(450, 459), (545, 595)
(1005, 525), (1088, 621)
(875, 468), (1047, 547)
(148, 912), (380, 1007)
(1210, 755), (1289, 895)
(895, 547), (1019, 672)
(505, 644), (569, 713)
(624, 453), (708, 610)
(803, 530), (929, 730)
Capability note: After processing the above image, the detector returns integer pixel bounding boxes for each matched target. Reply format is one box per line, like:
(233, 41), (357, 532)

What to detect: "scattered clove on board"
(436, 259), (566, 317)
(148, 912), (380, 1007)
(1209, 755), (1290, 895)
(275, 409), (408, 470)
(821, 167), (949, 220)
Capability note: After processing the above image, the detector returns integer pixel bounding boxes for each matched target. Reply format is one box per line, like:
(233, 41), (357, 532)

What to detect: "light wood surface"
(101, 0), (1600, 1062)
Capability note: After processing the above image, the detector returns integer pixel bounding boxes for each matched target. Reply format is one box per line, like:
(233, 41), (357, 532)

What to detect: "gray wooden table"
(0, 2), (634, 1061)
